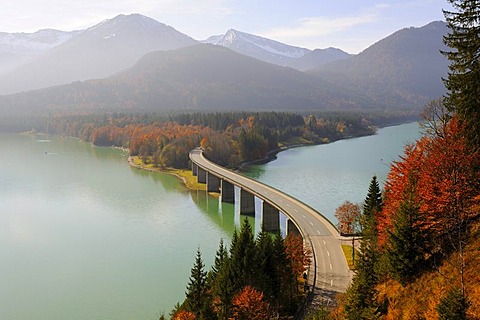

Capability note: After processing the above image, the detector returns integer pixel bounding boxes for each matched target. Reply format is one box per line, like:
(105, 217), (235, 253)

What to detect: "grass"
(341, 244), (359, 270)
(130, 156), (206, 191)
(166, 168), (207, 191)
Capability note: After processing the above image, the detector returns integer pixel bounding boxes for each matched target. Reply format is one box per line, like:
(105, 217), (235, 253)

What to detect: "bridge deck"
(190, 148), (352, 298)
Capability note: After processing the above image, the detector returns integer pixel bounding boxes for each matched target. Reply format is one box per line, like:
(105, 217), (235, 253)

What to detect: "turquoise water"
(243, 122), (421, 223)
(0, 122), (420, 319)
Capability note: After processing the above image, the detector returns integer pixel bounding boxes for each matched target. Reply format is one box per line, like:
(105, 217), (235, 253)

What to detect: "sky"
(1, 0), (452, 54)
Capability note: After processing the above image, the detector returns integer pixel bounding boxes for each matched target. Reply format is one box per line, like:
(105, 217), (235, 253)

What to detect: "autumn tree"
(443, 0), (480, 149)
(334, 201), (362, 235)
(230, 286), (271, 320)
(171, 310), (196, 320)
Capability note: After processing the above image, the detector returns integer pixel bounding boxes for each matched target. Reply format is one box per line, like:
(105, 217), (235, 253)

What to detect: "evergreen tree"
(443, 0), (480, 149)
(210, 238), (228, 280)
(344, 176), (383, 319)
(386, 192), (428, 285)
(229, 219), (257, 291)
(437, 286), (470, 320)
(185, 248), (208, 319)
(255, 228), (276, 300)
(363, 175), (383, 222)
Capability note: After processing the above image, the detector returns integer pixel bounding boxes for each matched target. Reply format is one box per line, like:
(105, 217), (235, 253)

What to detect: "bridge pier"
(197, 167), (207, 184)
(221, 180), (235, 203)
(262, 202), (280, 232)
(192, 163), (198, 176)
(207, 172), (220, 193)
(286, 218), (300, 236)
(240, 189), (255, 216)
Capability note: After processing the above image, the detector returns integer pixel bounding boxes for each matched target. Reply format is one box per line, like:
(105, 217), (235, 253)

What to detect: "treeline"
(36, 111), (376, 169)
(168, 219), (311, 320)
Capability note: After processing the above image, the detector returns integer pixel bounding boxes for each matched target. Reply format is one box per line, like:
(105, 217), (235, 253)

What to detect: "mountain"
(0, 44), (374, 115)
(289, 48), (351, 71)
(0, 14), (197, 95)
(309, 21), (449, 108)
(203, 29), (350, 70)
(0, 29), (80, 74)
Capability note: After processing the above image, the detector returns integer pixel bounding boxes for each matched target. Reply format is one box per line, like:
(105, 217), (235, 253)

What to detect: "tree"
(437, 286), (470, 320)
(231, 286), (271, 320)
(185, 248), (207, 319)
(335, 201), (362, 235)
(443, 0), (480, 149)
(343, 176), (384, 320)
(172, 310), (196, 320)
(386, 191), (429, 285)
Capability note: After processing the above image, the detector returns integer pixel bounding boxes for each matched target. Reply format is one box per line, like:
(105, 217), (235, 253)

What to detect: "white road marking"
(327, 250), (330, 257)
(330, 263), (333, 270)
(310, 221), (313, 226)
(316, 230), (321, 235)
(322, 240), (326, 245)
(331, 280), (333, 287)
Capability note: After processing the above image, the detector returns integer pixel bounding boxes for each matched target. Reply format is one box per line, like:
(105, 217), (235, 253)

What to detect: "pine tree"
(363, 175), (383, 222)
(443, 0), (480, 149)
(185, 248), (207, 319)
(229, 218), (257, 291)
(344, 176), (383, 319)
(437, 286), (470, 320)
(254, 229), (276, 299)
(386, 192), (428, 285)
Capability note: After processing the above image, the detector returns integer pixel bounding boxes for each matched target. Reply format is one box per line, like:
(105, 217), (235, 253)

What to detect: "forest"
(328, 2), (480, 318)
(35, 111), (384, 169)
(167, 219), (311, 320)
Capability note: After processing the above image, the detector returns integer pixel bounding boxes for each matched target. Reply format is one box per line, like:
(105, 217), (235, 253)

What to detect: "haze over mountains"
(0, 13), (449, 115)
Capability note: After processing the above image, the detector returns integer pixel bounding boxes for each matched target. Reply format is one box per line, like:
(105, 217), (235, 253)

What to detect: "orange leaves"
(230, 286), (270, 320)
(334, 201), (361, 234)
(379, 117), (480, 245)
(171, 310), (196, 320)
(285, 233), (312, 283)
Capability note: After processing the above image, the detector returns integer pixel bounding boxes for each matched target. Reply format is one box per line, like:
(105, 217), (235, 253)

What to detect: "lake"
(0, 122), (420, 319)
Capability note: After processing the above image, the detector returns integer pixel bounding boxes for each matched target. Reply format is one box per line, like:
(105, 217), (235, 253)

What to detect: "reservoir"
(0, 122), (420, 319)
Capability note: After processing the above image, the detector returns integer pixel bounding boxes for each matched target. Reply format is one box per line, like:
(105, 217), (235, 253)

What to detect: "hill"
(309, 21), (449, 108)
(0, 44), (375, 115)
(0, 14), (197, 95)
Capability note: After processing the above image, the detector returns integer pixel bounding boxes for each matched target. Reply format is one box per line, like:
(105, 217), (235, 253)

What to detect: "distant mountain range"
(0, 29), (80, 75)
(0, 14), (450, 115)
(203, 29), (351, 70)
(309, 21), (449, 108)
(0, 14), (196, 95)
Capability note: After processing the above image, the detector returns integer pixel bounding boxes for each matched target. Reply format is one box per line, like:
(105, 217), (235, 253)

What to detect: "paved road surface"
(190, 149), (352, 300)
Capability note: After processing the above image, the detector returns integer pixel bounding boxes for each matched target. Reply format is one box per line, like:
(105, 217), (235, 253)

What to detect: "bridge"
(189, 148), (352, 301)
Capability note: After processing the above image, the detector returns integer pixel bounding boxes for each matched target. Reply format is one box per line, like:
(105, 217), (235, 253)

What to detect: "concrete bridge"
(189, 148), (352, 301)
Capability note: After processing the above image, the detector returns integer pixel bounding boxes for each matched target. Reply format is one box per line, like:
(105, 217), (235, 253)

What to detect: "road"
(190, 148), (352, 300)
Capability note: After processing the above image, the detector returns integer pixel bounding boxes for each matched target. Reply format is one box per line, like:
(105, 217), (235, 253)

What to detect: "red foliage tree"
(230, 286), (270, 320)
(334, 201), (362, 234)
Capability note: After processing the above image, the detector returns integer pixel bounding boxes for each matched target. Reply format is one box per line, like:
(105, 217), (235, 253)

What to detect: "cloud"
(261, 13), (378, 40)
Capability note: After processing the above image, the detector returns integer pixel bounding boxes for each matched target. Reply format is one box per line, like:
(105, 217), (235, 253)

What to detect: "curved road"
(190, 148), (352, 300)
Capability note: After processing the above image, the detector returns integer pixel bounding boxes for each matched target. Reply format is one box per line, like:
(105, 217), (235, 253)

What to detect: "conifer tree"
(229, 219), (256, 291)
(443, 0), (480, 149)
(437, 286), (470, 320)
(344, 176), (383, 319)
(185, 248), (207, 319)
(386, 192), (428, 285)
(255, 229), (276, 299)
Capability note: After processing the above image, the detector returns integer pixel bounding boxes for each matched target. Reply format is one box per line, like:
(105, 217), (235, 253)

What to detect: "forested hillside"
(326, 3), (480, 319)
